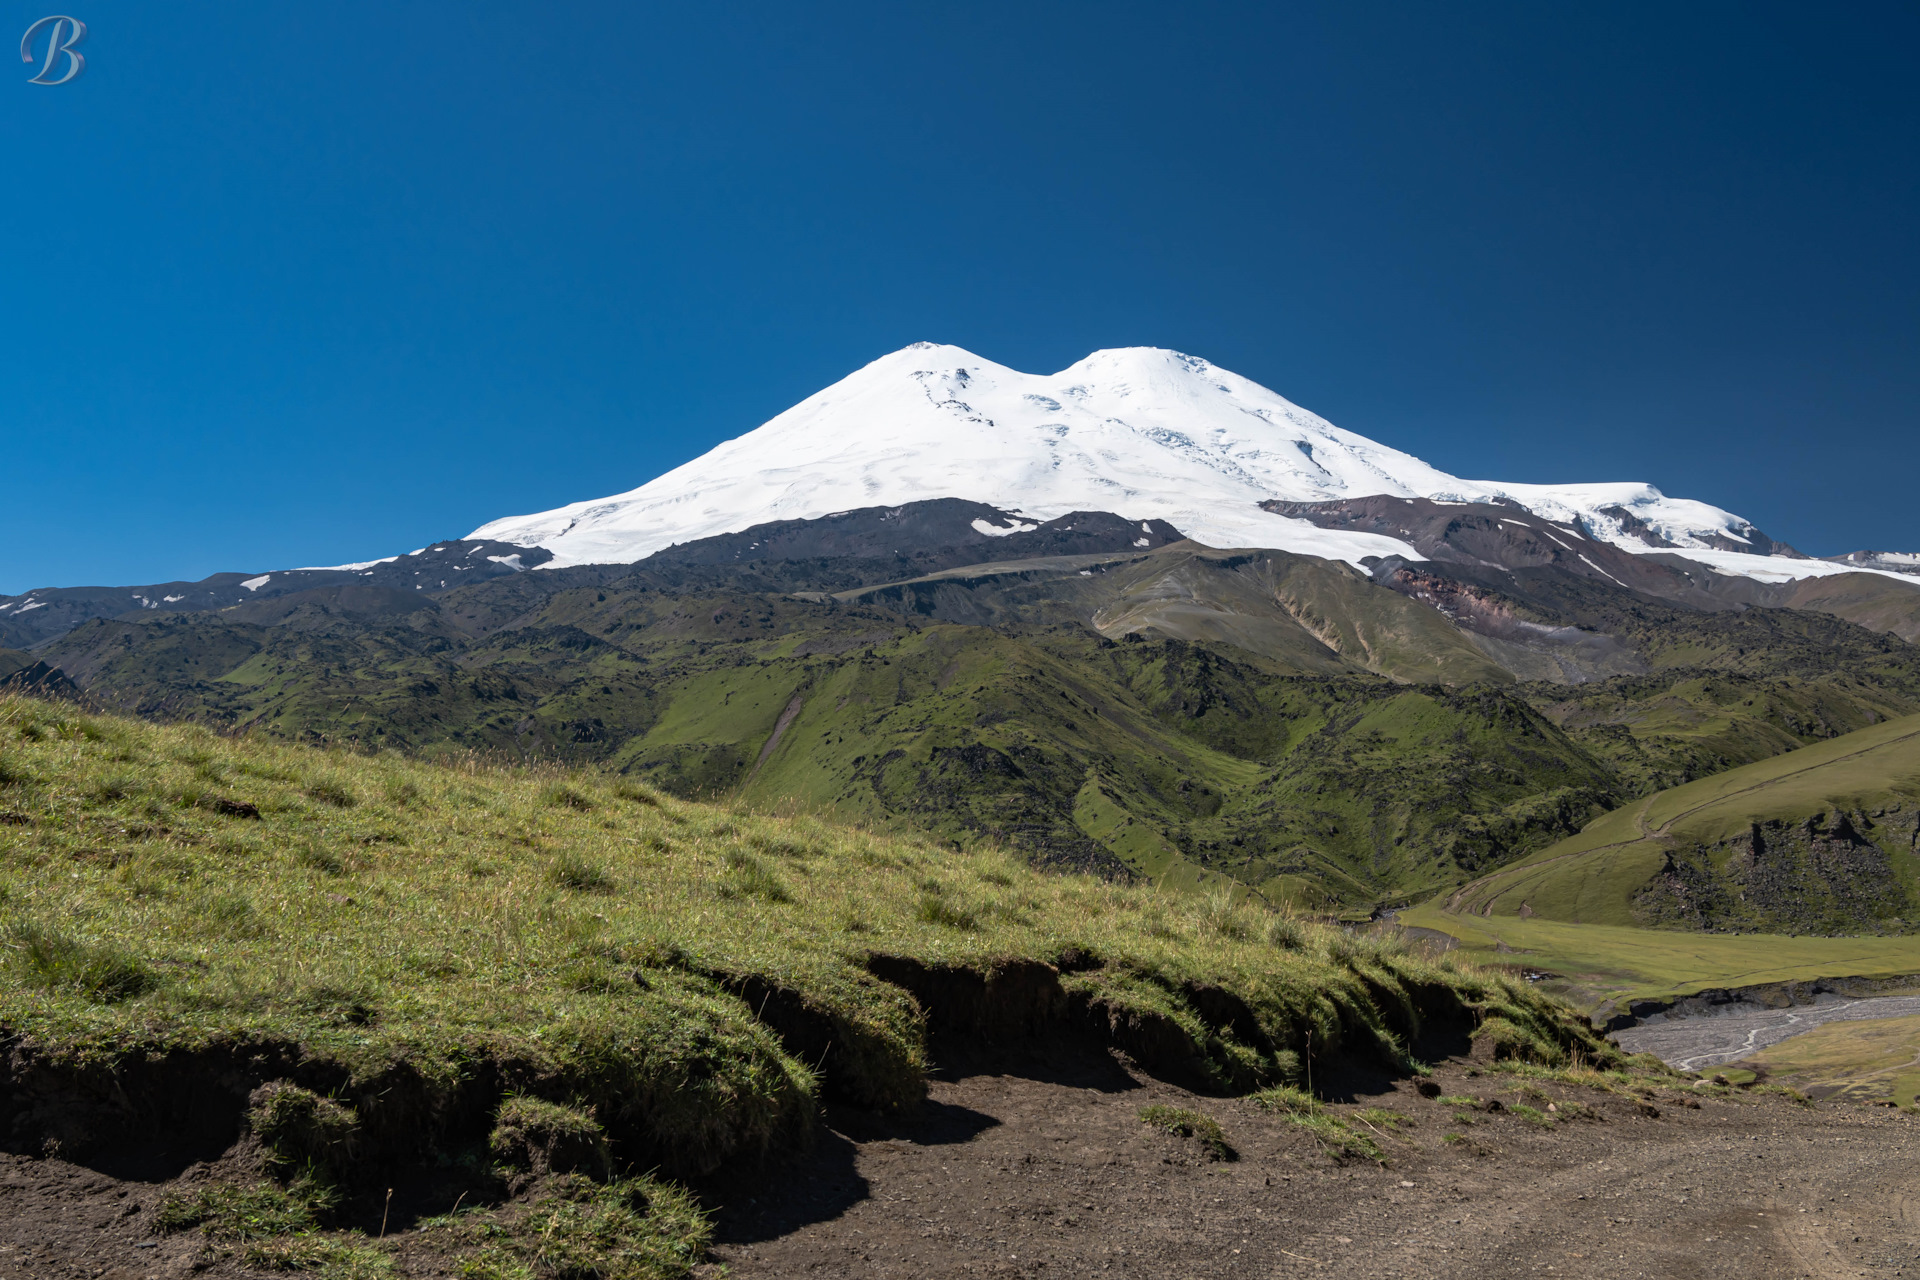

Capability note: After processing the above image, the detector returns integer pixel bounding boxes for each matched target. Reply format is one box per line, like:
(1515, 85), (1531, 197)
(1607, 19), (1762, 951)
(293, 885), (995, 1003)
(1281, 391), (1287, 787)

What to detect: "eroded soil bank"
(7, 1043), (1920, 1280)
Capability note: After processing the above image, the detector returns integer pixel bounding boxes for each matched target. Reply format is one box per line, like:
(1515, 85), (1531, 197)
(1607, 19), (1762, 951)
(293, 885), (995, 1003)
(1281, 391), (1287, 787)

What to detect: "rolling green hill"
(22, 535), (1920, 912)
(0, 692), (1611, 1274)
(1443, 713), (1920, 933)
(29, 559), (1635, 907)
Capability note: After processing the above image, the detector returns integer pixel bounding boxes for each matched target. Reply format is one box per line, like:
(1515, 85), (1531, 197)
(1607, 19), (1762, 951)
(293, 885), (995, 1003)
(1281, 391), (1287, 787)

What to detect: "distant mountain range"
(8, 343), (1914, 649)
(5, 344), (1919, 915)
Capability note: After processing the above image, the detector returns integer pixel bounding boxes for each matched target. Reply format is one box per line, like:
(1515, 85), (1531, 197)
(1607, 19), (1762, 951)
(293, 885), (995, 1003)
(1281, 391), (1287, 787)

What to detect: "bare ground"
(6, 1042), (1920, 1279)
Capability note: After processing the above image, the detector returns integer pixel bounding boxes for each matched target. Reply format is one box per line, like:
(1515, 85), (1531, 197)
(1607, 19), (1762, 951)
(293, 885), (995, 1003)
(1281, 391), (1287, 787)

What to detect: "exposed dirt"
(713, 1044), (1920, 1280)
(7, 1043), (1920, 1279)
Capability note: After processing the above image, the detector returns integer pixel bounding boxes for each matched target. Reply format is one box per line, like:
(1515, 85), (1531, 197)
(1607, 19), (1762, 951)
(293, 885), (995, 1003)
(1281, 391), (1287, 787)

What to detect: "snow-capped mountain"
(470, 343), (1870, 584)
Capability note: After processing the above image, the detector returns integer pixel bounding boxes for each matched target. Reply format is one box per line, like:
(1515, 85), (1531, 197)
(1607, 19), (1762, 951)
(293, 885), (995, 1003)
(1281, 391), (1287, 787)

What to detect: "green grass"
(1744, 1012), (1920, 1107)
(1137, 1105), (1234, 1160)
(41, 537), (1920, 914)
(154, 1179), (399, 1278)
(28, 577), (1638, 908)
(0, 693), (1612, 1273)
(1350, 1106), (1413, 1132)
(1247, 1085), (1388, 1163)
(1443, 712), (1920, 929)
(155, 1180), (337, 1239)
(426, 1174), (710, 1280)
(1401, 904), (1920, 1009)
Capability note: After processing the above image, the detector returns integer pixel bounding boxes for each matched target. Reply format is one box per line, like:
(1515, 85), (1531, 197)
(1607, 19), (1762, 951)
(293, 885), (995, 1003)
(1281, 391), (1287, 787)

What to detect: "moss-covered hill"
(1445, 712), (1920, 934)
(0, 693), (1612, 1274)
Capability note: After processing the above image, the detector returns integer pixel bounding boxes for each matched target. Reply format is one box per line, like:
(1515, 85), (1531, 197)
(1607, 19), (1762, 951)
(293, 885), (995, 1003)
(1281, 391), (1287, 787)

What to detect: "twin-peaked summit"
(471, 342), (1815, 582)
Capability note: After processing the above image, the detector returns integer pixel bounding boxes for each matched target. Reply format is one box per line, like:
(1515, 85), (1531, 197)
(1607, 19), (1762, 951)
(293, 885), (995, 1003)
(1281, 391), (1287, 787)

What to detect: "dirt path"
(704, 1045), (1920, 1280)
(6, 1045), (1920, 1279)
(1615, 994), (1920, 1073)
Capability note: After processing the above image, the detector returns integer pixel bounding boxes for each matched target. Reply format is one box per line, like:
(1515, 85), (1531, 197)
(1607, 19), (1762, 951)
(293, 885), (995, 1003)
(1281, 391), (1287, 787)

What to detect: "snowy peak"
(470, 343), (1852, 585)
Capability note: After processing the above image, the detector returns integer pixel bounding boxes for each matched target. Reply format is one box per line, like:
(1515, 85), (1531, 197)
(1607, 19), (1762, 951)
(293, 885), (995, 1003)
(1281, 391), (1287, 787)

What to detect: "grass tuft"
(1248, 1085), (1317, 1115)
(1250, 1087), (1386, 1163)
(719, 850), (792, 903)
(249, 1082), (361, 1179)
(914, 894), (977, 929)
(1266, 915), (1308, 950)
(154, 1180), (336, 1240)
(243, 1235), (395, 1277)
(296, 841), (348, 876)
(490, 1096), (610, 1179)
(549, 853), (615, 894)
(89, 774), (139, 803)
(202, 890), (263, 936)
(293, 982), (378, 1026)
(541, 783), (596, 812)
(614, 781), (662, 807)
(304, 775), (357, 808)
(1352, 1106), (1413, 1132)
(430, 1173), (709, 1280)
(1137, 1105), (1234, 1161)
(3, 920), (156, 1002)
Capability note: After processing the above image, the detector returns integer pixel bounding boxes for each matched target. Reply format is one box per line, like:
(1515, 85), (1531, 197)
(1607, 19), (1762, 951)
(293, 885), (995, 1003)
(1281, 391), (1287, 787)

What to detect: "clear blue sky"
(3, 1), (1916, 593)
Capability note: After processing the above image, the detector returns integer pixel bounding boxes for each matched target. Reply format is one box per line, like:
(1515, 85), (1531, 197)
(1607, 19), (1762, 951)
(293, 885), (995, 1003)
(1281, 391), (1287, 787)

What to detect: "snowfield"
(470, 343), (1869, 583)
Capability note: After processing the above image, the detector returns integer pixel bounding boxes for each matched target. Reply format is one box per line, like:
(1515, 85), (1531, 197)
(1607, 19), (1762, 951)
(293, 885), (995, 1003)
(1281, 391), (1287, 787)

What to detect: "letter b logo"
(21, 15), (86, 85)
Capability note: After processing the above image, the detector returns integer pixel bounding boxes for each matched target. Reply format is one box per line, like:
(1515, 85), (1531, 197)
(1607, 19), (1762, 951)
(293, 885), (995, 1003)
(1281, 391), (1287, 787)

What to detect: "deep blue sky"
(4, 2), (1916, 593)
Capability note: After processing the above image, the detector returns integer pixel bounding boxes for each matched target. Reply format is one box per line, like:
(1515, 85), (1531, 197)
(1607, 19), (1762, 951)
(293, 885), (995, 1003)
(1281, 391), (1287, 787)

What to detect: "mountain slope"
(1443, 714), (1920, 932)
(0, 539), (552, 651)
(22, 489), (1920, 911)
(30, 555), (1631, 905)
(472, 343), (1861, 583)
(839, 541), (1514, 685)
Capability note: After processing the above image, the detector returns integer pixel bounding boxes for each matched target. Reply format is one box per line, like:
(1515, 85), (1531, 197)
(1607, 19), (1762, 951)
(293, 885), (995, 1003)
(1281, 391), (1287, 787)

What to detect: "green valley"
(1439, 712), (1920, 933)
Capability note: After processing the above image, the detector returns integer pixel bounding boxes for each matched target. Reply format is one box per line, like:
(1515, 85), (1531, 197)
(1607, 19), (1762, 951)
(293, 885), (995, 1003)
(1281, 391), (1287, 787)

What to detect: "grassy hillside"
(36, 583), (1626, 908)
(1439, 713), (1920, 932)
(1534, 668), (1920, 797)
(0, 693), (1609, 1275)
(845, 544), (1516, 686)
(30, 540), (1920, 914)
(1397, 906), (1920, 1010)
